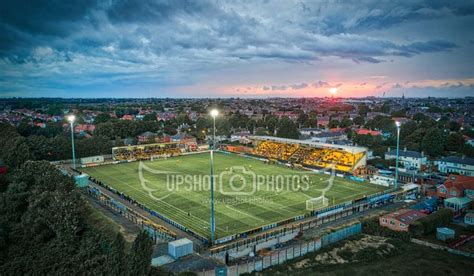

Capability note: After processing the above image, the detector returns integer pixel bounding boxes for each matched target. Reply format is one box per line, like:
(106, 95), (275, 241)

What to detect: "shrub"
(361, 218), (411, 241)
(409, 208), (454, 236)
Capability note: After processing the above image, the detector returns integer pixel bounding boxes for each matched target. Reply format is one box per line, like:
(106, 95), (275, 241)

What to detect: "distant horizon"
(1, 95), (472, 100)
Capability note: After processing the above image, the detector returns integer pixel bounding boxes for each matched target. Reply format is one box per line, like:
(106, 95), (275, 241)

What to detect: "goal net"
(306, 196), (329, 211)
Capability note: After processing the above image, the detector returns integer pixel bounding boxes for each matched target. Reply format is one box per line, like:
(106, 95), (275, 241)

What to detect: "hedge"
(409, 208), (453, 236)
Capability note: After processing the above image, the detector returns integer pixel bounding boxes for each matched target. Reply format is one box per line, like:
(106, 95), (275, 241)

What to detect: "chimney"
(388, 147), (391, 152)
(404, 147), (407, 152)
(421, 151), (424, 157)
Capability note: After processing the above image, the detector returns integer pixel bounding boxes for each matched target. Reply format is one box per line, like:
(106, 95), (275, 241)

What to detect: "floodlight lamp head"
(67, 114), (76, 123)
(210, 109), (219, 118)
(395, 121), (401, 128)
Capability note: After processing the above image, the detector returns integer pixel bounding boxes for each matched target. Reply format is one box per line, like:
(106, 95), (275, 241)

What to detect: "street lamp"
(67, 115), (77, 170)
(395, 121), (401, 189)
(209, 109), (218, 242)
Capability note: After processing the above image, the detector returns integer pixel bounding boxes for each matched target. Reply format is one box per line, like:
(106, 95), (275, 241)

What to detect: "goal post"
(306, 196), (329, 211)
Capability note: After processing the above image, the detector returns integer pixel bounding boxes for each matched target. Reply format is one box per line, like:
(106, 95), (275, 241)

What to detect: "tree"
(461, 144), (474, 157)
(339, 117), (352, 128)
(412, 113), (427, 122)
(95, 122), (116, 139)
(353, 116), (365, 126)
(364, 115), (395, 133)
(297, 112), (308, 127)
(400, 121), (418, 141)
(276, 117), (299, 139)
(427, 105), (442, 113)
(46, 104), (63, 116)
(445, 132), (465, 152)
(358, 104), (370, 116)
(0, 161), (113, 274)
(391, 110), (406, 117)
(142, 112), (157, 122)
(106, 233), (127, 275)
(328, 119), (339, 128)
(3, 137), (32, 169)
(128, 231), (153, 275)
(421, 128), (445, 157)
(27, 135), (53, 160)
(307, 111), (318, 128)
(265, 115), (279, 135)
(380, 102), (391, 114)
(94, 113), (111, 124)
(447, 121), (460, 132)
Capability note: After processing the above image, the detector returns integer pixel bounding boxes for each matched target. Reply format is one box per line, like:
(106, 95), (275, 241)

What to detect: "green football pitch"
(82, 152), (387, 239)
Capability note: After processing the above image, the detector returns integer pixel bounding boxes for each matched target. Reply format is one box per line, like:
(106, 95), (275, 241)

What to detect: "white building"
(230, 131), (251, 142)
(299, 128), (321, 136)
(369, 174), (395, 187)
(385, 148), (427, 170)
(436, 156), (474, 176)
(310, 131), (347, 143)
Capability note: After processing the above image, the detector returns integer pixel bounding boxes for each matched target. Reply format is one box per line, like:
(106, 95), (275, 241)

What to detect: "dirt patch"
(314, 235), (396, 265)
(293, 258), (310, 269)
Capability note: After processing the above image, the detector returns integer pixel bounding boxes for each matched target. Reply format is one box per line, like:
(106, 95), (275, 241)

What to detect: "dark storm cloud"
(401, 40), (458, 54)
(0, 0), (98, 55)
(0, 0), (97, 35)
(353, 57), (384, 64)
(0, 0), (473, 97)
(107, 0), (211, 23)
(304, 0), (474, 35)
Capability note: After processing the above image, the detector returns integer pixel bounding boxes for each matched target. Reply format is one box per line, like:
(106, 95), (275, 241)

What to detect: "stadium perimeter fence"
(209, 189), (397, 255)
(75, 160), (399, 248)
(199, 222), (362, 275)
(73, 151), (401, 248)
(85, 185), (177, 242)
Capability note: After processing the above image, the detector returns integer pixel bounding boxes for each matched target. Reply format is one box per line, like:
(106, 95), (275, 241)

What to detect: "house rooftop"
(444, 196), (472, 205)
(439, 156), (474, 166)
(443, 174), (474, 190)
(384, 209), (427, 224)
(387, 149), (424, 158)
(312, 131), (345, 138)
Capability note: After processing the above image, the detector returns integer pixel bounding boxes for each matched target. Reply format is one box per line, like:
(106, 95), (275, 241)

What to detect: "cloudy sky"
(1, 0), (473, 98)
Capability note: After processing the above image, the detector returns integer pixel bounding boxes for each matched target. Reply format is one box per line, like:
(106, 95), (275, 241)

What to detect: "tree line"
(0, 125), (168, 274)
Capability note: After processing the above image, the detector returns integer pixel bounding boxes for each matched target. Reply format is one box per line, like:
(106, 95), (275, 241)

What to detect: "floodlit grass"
(82, 152), (387, 239)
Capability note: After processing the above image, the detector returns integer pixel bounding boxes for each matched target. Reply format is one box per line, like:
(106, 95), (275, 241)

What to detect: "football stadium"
(81, 136), (389, 243)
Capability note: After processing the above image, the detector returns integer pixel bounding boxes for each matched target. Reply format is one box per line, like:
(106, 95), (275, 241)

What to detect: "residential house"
(436, 156), (474, 176)
(355, 128), (382, 136)
(444, 197), (472, 215)
(137, 131), (158, 143)
(310, 131), (347, 143)
(74, 124), (96, 134)
(464, 211), (474, 226)
(317, 116), (330, 128)
(379, 209), (427, 232)
(231, 130), (251, 142)
(172, 133), (197, 144)
(121, 114), (134, 121)
(299, 128), (321, 136)
(436, 175), (474, 199)
(385, 148), (427, 170)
